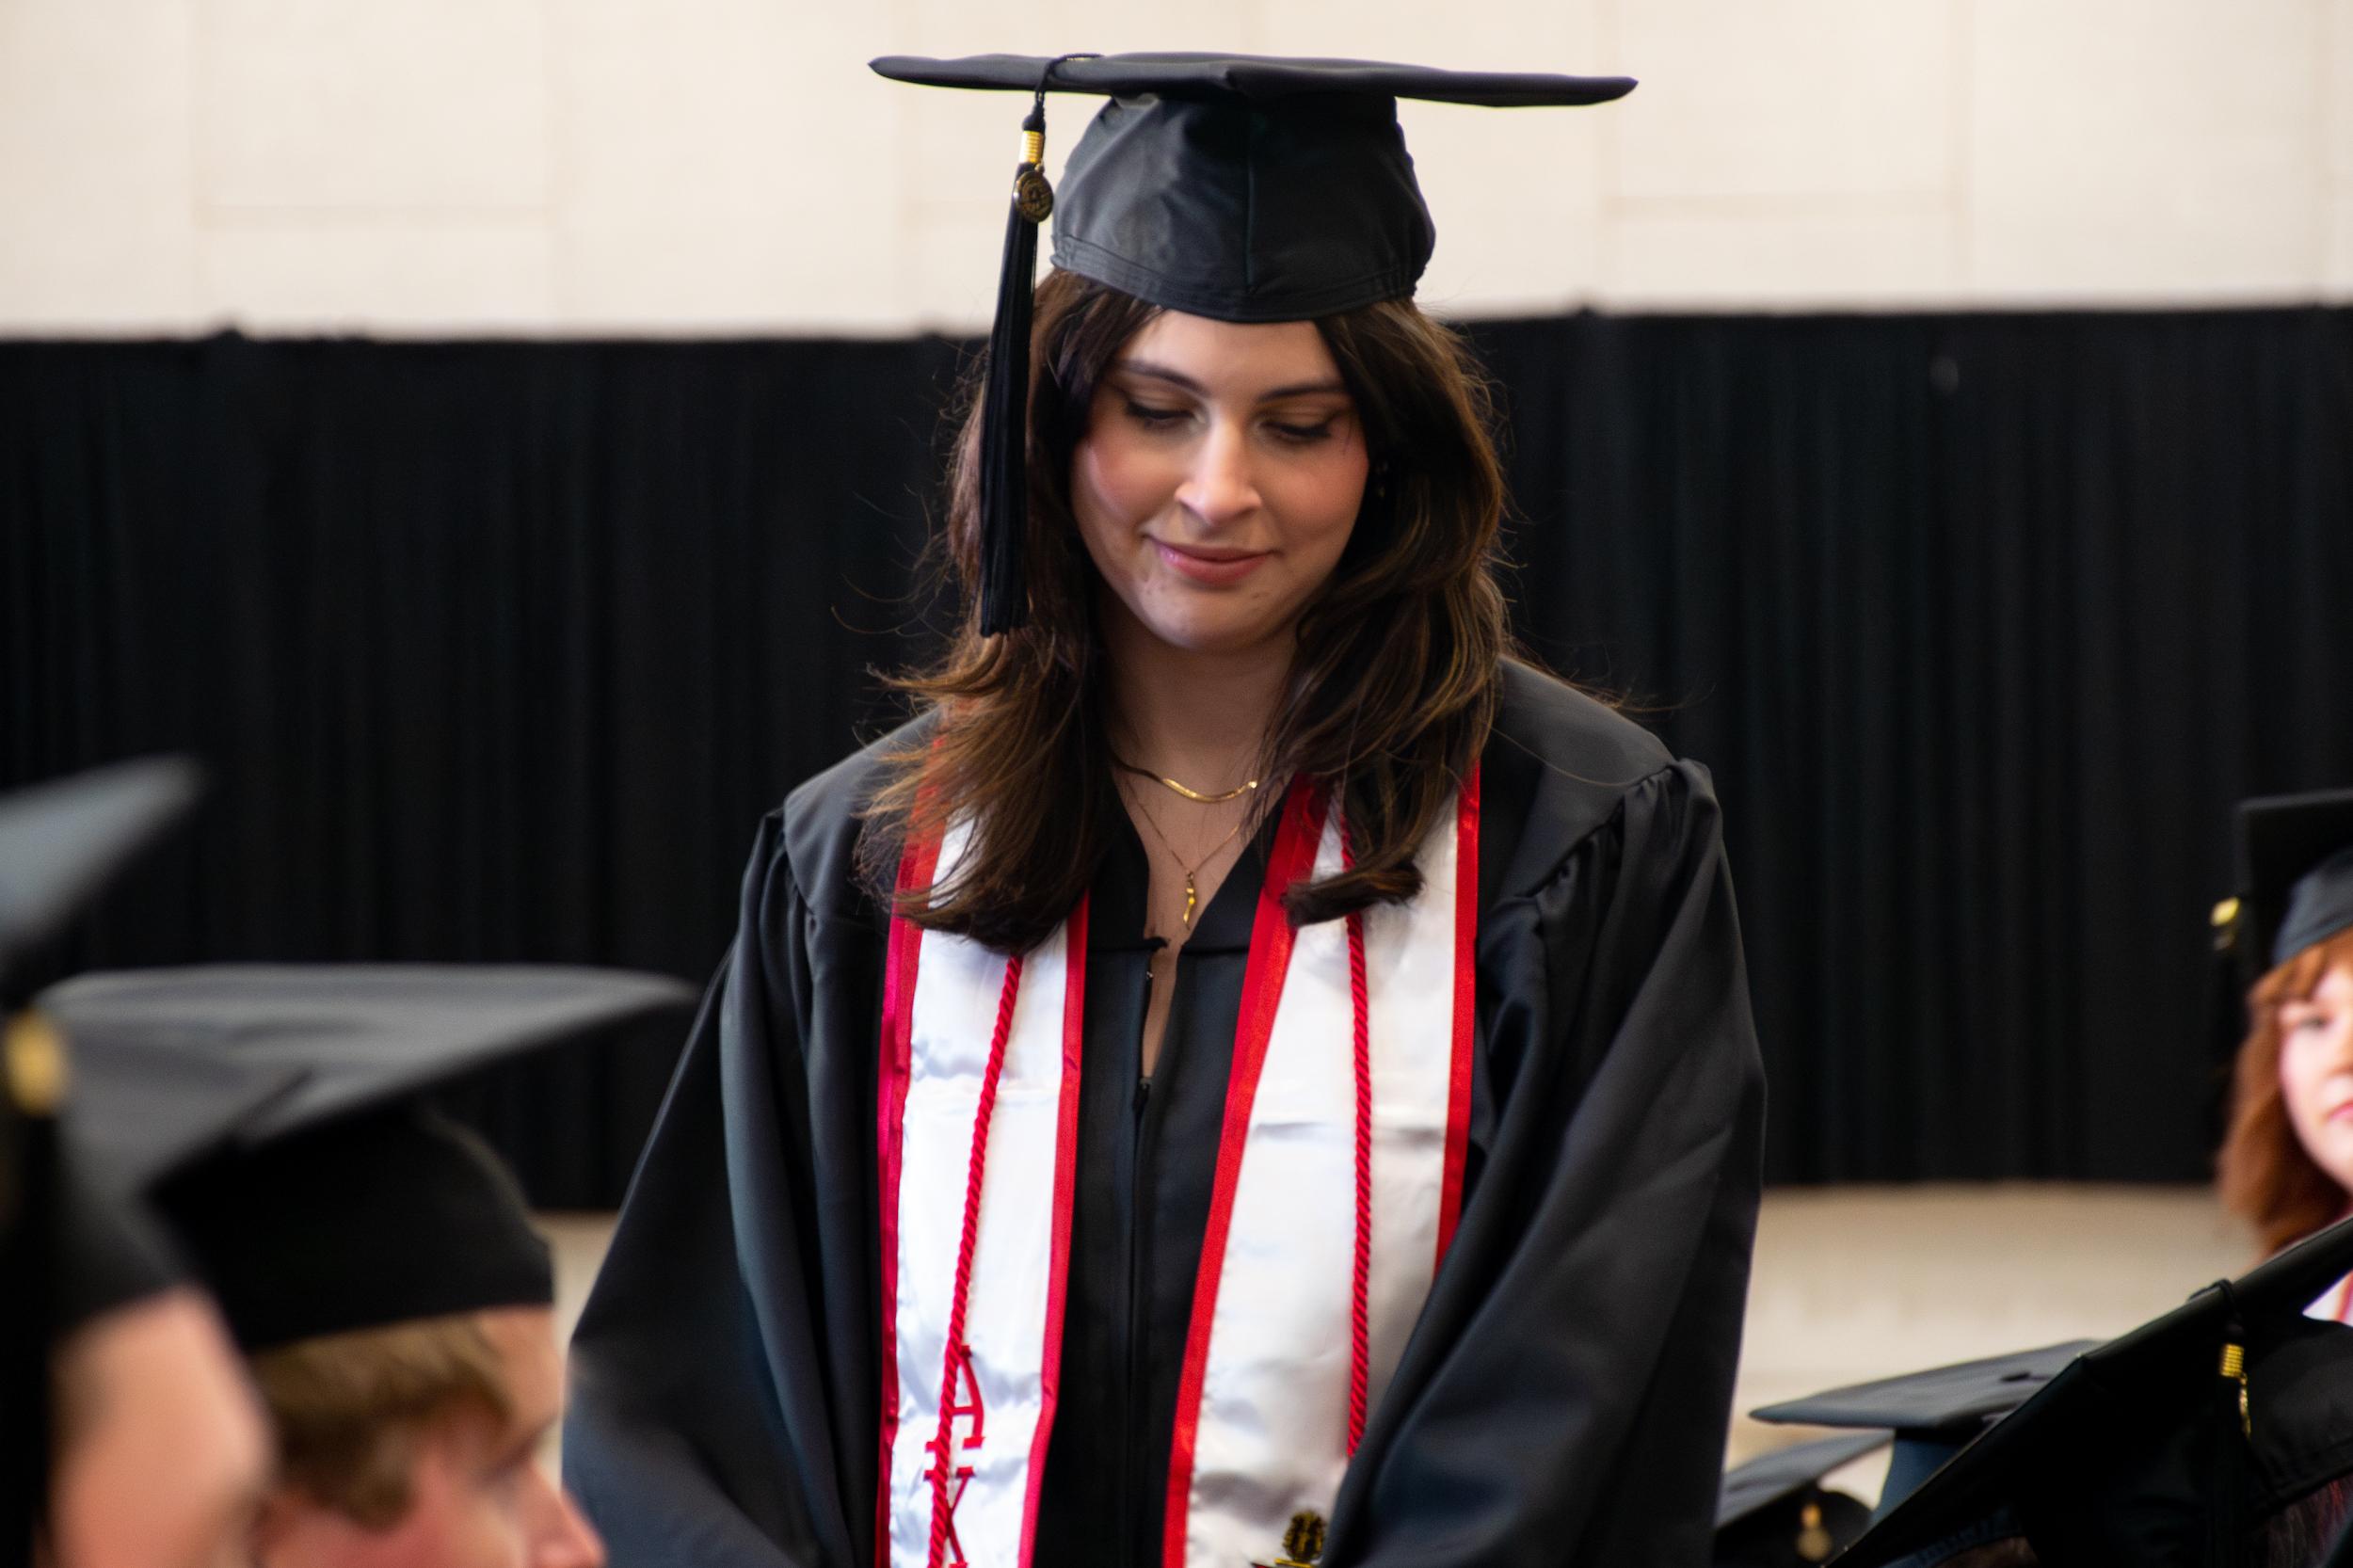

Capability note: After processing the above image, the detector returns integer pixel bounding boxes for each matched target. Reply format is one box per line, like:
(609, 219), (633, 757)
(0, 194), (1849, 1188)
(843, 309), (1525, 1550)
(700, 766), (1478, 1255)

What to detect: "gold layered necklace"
(1117, 758), (1261, 806)
(1112, 754), (1263, 928)
(1117, 761), (1259, 928)
(1128, 796), (1249, 929)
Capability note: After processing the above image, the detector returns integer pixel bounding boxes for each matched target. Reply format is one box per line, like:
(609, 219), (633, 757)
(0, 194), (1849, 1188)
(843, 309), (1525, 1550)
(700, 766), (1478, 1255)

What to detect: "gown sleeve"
(563, 808), (876, 1568)
(1332, 759), (1767, 1568)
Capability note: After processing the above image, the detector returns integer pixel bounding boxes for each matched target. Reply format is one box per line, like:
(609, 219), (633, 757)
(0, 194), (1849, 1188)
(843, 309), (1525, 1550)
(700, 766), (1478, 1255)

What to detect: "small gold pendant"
(1181, 874), (1198, 927)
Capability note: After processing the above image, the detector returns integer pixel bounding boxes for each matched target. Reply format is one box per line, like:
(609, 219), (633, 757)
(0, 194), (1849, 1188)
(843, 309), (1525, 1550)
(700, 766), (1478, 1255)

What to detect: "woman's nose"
(1175, 418), (1261, 526)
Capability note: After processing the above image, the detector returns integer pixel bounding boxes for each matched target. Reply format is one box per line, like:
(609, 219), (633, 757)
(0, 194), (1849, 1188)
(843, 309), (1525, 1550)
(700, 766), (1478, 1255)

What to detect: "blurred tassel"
(977, 102), (1053, 636)
(2209, 1299), (2249, 1568)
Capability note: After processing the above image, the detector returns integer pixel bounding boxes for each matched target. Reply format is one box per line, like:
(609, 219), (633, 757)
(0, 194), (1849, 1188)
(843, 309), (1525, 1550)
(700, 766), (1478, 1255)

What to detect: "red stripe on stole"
(1436, 766), (1481, 1264)
(1018, 895), (1088, 1568)
(874, 827), (944, 1568)
(1160, 779), (1330, 1568)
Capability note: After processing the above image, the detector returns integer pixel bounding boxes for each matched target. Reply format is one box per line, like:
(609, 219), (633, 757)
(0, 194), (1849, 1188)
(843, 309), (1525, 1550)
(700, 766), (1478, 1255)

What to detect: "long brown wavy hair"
(857, 269), (1513, 953)
(2218, 927), (2353, 1255)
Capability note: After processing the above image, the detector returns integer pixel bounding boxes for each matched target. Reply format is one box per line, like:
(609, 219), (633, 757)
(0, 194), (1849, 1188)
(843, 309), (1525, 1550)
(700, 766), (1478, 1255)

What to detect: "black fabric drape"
(0, 334), (962, 1204)
(1470, 308), (2353, 1181)
(5, 312), (2349, 1195)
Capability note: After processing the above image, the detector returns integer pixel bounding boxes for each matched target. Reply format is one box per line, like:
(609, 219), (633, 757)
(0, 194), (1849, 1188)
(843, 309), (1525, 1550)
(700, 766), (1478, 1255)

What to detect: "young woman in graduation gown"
(2218, 791), (2353, 1320)
(565, 54), (1767, 1568)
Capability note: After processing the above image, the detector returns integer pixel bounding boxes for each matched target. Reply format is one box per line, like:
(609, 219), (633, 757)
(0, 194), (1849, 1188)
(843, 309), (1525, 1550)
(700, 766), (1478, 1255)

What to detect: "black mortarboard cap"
(1823, 1213), (2353, 1568)
(2220, 789), (2353, 977)
(1715, 1432), (1889, 1567)
(868, 52), (1636, 633)
(47, 965), (695, 1352)
(1753, 1341), (2089, 1528)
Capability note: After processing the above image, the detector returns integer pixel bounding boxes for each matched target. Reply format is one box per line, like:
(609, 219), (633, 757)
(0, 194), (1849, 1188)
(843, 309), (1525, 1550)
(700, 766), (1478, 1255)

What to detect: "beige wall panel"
(0, 0), (199, 328)
(8, 1), (2352, 329)
(200, 221), (552, 331)
(199, 0), (549, 215)
(551, 1), (905, 330)
(1610, 0), (1955, 200)
(2329, 0), (2353, 290)
(1967, 0), (2328, 299)
(1605, 204), (1956, 307)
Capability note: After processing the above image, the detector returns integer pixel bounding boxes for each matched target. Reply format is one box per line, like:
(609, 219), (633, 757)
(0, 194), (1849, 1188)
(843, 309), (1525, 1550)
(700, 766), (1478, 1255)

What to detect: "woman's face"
(2279, 960), (2353, 1195)
(1070, 310), (1370, 659)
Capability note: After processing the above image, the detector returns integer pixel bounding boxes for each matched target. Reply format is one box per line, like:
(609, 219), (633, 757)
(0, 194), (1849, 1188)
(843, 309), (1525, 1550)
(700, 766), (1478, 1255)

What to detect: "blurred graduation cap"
(46, 964), (695, 1352)
(1716, 1432), (1890, 1567)
(2212, 789), (2353, 1007)
(0, 757), (200, 1006)
(0, 758), (202, 1565)
(1806, 1213), (2353, 1568)
(1752, 1341), (2091, 1530)
(866, 51), (1636, 633)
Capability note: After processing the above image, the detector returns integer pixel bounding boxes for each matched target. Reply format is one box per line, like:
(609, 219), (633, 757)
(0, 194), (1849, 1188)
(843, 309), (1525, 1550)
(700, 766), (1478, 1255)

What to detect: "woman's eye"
(1124, 400), (1188, 428)
(1267, 419), (1335, 445)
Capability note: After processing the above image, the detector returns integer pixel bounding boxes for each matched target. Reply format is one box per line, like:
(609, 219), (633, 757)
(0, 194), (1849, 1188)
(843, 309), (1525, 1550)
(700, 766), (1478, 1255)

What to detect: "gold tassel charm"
(1013, 118), (1053, 223)
(2221, 1340), (2250, 1437)
(5, 1012), (68, 1113)
(1255, 1511), (1326, 1568)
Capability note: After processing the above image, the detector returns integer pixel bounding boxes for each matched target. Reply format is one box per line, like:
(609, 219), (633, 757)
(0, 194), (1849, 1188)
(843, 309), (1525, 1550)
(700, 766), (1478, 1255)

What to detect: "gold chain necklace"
(1113, 756), (1261, 806)
(1128, 791), (1251, 929)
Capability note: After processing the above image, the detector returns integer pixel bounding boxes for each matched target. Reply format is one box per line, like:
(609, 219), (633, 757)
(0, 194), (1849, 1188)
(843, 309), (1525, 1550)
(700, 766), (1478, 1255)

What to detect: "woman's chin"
(2307, 1129), (2353, 1198)
(1120, 591), (1294, 658)
(1130, 613), (1280, 658)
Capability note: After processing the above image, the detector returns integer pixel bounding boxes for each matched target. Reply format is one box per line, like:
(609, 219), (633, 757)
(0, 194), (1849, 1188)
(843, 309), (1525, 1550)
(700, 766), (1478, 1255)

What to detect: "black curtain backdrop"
(5, 311), (2349, 1202)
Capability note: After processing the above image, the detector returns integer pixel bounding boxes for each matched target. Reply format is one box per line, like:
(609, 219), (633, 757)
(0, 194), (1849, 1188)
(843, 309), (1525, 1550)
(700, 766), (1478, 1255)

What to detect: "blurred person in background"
(0, 759), (266, 1568)
(2217, 792), (2353, 1314)
(41, 965), (690, 1568)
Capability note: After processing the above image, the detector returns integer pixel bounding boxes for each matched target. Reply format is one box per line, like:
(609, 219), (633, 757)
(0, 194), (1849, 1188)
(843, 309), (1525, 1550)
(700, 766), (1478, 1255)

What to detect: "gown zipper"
(1126, 1067), (1156, 1566)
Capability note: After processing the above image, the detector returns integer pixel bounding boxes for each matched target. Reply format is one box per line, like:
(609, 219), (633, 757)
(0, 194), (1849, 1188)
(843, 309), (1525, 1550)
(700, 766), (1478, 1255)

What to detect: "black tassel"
(977, 102), (1052, 636)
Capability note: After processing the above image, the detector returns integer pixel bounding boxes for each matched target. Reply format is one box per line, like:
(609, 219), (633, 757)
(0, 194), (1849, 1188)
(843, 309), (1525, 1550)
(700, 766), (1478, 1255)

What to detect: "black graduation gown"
(565, 661), (1767, 1567)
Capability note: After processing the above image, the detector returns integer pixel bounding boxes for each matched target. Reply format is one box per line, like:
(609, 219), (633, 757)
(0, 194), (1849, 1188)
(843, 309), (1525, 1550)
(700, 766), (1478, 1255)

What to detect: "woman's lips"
(1153, 538), (1271, 586)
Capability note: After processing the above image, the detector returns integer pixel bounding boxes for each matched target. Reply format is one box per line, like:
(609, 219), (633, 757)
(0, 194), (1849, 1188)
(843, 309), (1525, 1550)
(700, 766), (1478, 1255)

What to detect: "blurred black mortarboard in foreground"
(0, 757), (200, 1007)
(1811, 1213), (2353, 1568)
(47, 965), (695, 1352)
(1715, 1432), (1889, 1567)
(1753, 1341), (2090, 1529)
(867, 52), (1636, 633)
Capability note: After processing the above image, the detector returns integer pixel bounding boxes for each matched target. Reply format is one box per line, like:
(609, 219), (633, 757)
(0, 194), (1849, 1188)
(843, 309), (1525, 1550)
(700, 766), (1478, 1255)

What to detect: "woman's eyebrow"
(1112, 359), (1350, 404)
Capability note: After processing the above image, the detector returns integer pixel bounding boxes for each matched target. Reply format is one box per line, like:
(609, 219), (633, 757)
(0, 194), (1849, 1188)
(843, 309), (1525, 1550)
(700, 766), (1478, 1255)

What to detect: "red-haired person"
(2219, 791), (2353, 1319)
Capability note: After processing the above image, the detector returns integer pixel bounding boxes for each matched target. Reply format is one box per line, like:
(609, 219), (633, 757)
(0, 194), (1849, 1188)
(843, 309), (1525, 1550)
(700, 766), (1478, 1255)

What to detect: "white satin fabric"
(885, 823), (1080, 1568)
(1174, 802), (1466, 1568)
(883, 798), (1470, 1568)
